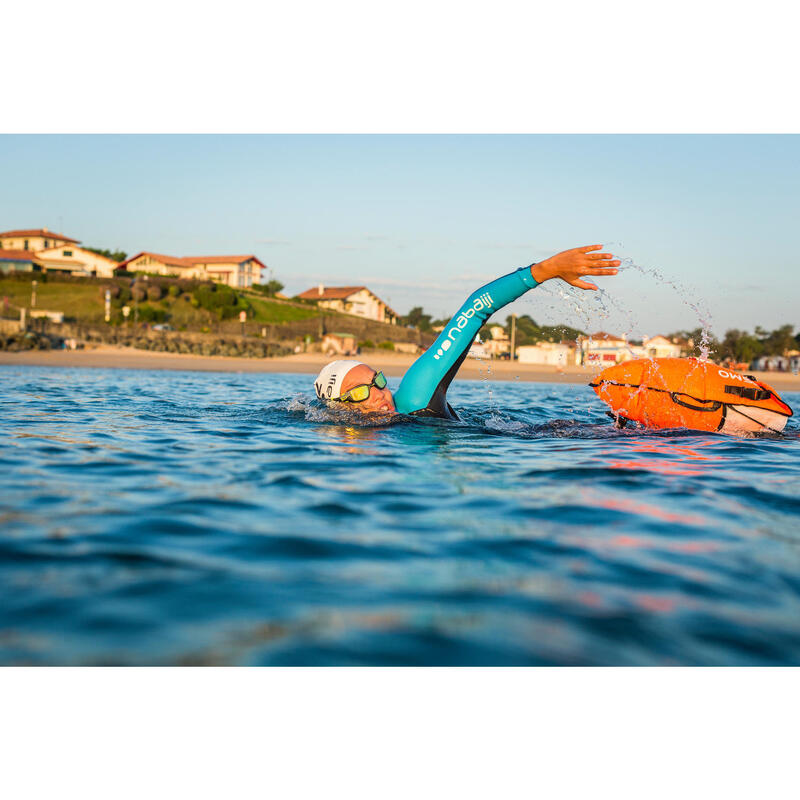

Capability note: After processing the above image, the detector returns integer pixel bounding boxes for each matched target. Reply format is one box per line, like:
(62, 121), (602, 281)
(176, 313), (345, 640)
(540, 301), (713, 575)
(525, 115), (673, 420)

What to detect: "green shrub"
(192, 283), (248, 320)
(111, 286), (131, 307)
(378, 341), (395, 350)
(100, 284), (120, 299)
(168, 284), (180, 297)
(132, 287), (146, 302)
(147, 285), (163, 301)
(137, 304), (169, 323)
(359, 339), (375, 349)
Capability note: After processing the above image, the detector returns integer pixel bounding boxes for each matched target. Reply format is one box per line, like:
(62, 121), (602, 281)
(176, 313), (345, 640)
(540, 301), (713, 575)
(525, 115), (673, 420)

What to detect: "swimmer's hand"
(530, 245), (620, 291)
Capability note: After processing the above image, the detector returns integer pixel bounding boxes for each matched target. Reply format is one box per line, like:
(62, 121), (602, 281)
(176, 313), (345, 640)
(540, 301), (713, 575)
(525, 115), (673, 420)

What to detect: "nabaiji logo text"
(433, 292), (493, 360)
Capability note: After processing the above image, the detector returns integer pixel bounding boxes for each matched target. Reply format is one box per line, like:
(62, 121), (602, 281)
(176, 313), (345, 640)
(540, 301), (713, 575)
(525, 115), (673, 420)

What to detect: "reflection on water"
(1, 366), (799, 666)
(606, 438), (728, 476)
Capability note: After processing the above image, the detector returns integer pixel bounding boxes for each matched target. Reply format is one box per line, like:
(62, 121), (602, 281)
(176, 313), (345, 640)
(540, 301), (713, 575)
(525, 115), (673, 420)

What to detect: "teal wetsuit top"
(393, 265), (540, 419)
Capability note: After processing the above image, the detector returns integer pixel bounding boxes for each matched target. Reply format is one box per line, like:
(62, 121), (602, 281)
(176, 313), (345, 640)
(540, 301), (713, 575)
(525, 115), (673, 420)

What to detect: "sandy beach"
(2, 345), (800, 389)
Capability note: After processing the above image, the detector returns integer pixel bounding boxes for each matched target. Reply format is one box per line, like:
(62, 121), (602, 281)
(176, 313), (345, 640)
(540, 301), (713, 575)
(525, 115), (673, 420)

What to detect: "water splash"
(618, 258), (716, 362)
(519, 246), (717, 363)
(286, 395), (397, 427)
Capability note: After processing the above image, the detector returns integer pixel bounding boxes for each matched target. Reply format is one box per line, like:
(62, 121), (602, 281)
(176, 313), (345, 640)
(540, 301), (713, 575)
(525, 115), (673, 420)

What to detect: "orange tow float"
(590, 357), (793, 435)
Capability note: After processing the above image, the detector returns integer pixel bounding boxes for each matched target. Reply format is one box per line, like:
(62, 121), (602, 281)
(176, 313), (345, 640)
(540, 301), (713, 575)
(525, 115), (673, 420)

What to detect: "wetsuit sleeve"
(393, 265), (539, 417)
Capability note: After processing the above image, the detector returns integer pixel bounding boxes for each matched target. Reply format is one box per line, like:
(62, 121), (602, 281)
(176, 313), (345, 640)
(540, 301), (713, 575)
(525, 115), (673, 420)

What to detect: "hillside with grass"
(0, 272), (429, 354)
(1, 273), (320, 330)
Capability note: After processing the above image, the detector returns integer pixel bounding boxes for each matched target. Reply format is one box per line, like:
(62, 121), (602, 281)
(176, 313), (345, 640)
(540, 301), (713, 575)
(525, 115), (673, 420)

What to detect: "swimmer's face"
(340, 364), (396, 414)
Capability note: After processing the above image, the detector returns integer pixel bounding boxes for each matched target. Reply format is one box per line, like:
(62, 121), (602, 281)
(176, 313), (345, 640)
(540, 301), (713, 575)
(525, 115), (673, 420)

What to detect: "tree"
(667, 327), (722, 361)
(86, 247), (128, 262)
(401, 306), (433, 331)
(720, 329), (762, 364)
(252, 280), (284, 297)
(500, 314), (584, 347)
(758, 324), (795, 356)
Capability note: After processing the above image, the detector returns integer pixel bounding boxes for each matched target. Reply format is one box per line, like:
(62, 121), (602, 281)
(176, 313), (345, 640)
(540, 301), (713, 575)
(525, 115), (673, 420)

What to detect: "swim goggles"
(339, 371), (387, 403)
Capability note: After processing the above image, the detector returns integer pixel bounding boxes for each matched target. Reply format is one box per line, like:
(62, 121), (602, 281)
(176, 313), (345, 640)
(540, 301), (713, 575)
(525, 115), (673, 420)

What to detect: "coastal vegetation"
(0, 271), (319, 329)
(0, 270), (428, 356)
(667, 325), (799, 363)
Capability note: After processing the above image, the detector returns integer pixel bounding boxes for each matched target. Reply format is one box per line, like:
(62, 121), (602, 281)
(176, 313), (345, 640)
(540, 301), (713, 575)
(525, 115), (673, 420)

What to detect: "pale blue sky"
(1, 134), (797, 337)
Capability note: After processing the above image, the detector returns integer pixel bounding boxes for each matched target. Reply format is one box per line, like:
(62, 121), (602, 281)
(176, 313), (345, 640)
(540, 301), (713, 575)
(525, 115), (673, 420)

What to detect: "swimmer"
(314, 245), (620, 419)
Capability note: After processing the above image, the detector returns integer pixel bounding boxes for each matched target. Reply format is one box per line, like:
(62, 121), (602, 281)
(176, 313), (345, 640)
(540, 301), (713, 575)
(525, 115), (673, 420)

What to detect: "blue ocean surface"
(1, 364), (799, 665)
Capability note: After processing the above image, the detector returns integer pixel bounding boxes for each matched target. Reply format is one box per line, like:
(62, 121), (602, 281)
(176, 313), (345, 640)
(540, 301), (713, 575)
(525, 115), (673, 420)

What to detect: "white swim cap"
(314, 360), (365, 401)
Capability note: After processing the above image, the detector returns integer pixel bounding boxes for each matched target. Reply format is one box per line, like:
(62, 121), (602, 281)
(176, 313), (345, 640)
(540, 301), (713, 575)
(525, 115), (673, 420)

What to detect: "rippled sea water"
(2, 365), (799, 665)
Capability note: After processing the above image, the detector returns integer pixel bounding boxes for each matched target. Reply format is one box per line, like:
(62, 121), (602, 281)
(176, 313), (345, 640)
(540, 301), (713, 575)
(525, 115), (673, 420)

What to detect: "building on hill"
(296, 285), (397, 324)
(120, 252), (265, 288)
(36, 244), (121, 278)
(0, 227), (79, 252)
(182, 256), (265, 289)
(0, 249), (44, 274)
(0, 228), (122, 277)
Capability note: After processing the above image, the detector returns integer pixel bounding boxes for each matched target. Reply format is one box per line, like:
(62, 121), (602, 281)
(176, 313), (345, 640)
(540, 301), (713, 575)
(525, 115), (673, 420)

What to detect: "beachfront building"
(0, 227), (124, 277)
(120, 252), (266, 288)
(752, 354), (798, 372)
(642, 335), (683, 359)
(0, 227), (79, 252)
(36, 244), (121, 278)
(484, 325), (511, 358)
(516, 341), (576, 366)
(297, 285), (397, 324)
(322, 332), (358, 356)
(579, 331), (632, 365)
(0, 249), (43, 274)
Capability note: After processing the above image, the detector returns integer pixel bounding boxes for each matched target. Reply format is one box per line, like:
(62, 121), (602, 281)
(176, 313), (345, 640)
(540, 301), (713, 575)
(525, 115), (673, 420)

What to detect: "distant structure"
(297, 285), (397, 324)
(119, 252), (266, 289)
(37, 244), (120, 278)
(579, 331), (630, 365)
(0, 249), (43, 274)
(0, 227), (79, 252)
(0, 227), (119, 277)
(517, 341), (576, 366)
(641, 335), (683, 359)
(322, 332), (358, 356)
(484, 325), (511, 358)
(578, 331), (686, 365)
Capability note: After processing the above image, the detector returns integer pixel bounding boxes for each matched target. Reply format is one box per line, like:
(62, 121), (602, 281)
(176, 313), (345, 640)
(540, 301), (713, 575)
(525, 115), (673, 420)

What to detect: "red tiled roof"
(589, 331), (625, 342)
(120, 252), (267, 271)
(183, 255), (266, 268)
(38, 244), (120, 264)
(0, 249), (42, 262)
(119, 251), (195, 269)
(297, 286), (367, 300)
(0, 229), (80, 243)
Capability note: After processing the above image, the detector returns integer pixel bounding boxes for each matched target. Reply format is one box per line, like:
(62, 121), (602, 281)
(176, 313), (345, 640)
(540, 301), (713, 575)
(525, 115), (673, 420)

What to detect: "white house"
(0, 227), (79, 252)
(517, 342), (575, 366)
(642, 335), (683, 359)
(119, 252), (266, 288)
(297, 285), (397, 324)
(579, 331), (632, 365)
(36, 244), (121, 278)
(484, 324), (510, 357)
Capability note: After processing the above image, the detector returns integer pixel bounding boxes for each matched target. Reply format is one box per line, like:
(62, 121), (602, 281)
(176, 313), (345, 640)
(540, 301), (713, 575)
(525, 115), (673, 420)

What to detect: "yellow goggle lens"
(342, 384), (370, 402)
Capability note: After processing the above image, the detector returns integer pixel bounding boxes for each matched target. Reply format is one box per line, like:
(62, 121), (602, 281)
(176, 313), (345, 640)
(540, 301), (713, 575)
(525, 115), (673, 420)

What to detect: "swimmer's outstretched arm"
(393, 246), (619, 417)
